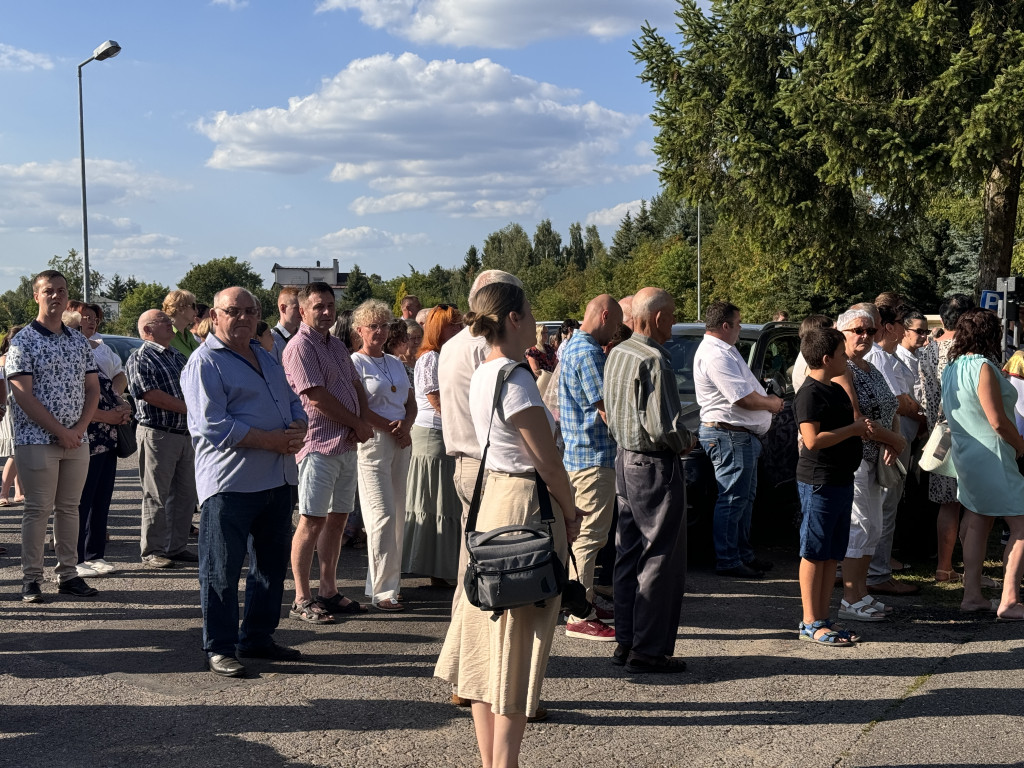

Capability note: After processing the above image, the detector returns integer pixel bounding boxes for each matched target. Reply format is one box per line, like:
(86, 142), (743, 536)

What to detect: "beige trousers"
(567, 465), (616, 621)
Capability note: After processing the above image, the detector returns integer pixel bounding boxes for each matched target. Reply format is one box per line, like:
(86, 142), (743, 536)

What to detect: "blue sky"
(0, 0), (684, 294)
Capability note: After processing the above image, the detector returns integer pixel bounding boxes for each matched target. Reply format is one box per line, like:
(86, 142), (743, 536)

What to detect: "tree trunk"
(978, 151), (1023, 295)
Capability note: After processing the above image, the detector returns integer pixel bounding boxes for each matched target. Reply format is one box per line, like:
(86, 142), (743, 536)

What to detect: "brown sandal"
(289, 598), (334, 624)
(374, 598), (405, 612)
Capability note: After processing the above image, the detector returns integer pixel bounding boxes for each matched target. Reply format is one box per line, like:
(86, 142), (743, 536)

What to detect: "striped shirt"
(604, 333), (693, 454)
(558, 330), (615, 470)
(125, 340), (188, 431)
(282, 321), (361, 462)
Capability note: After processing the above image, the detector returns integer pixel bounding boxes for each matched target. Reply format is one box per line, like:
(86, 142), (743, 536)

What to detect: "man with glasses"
(695, 300), (783, 579)
(182, 287), (307, 677)
(126, 309), (198, 568)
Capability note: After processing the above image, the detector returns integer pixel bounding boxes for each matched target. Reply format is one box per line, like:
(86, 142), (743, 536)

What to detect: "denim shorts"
(798, 481), (854, 561)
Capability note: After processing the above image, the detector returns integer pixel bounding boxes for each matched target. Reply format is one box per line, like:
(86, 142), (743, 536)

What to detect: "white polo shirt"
(694, 334), (771, 436)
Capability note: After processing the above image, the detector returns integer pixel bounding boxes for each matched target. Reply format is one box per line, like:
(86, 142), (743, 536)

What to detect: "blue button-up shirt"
(557, 330), (616, 471)
(181, 334), (307, 505)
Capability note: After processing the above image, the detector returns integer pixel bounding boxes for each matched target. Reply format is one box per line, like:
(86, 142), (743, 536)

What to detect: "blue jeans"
(199, 485), (293, 656)
(699, 426), (761, 570)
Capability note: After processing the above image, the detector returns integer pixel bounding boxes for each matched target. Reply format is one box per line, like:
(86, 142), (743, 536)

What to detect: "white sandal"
(838, 598), (887, 622)
(864, 595), (894, 614)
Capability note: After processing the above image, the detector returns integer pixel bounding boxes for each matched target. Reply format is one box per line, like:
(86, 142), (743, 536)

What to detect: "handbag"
(918, 420), (955, 477)
(875, 452), (906, 489)
(463, 361), (567, 619)
(115, 419), (138, 459)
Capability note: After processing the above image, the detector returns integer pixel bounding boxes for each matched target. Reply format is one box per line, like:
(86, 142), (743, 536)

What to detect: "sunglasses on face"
(842, 327), (878, 336)
(908, 328), (930, 336)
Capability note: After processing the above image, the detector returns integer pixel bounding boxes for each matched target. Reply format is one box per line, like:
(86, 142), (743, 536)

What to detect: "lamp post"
(78, 39), (121, 302)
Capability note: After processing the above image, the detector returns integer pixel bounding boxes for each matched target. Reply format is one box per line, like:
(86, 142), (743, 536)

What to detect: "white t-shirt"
(414, 350), (442, 430)
(438, 327), (489, 458)
(470, 358), (554, 474)
(791, 351), (809, 392)
(352, 352), (411, 423)
(694, 334), (772, 435)
(91, 340), (123, 382)
(864, 343), (904, 396)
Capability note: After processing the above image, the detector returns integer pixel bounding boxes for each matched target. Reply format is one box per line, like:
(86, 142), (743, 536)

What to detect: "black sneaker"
(21, 582), (44, 603)
(57, 576), (99, 597)
(611, 643), (631, 667)
(168, 549), (199, 562)
(236, 642), (301, 661)
(745, 558), (774, 572)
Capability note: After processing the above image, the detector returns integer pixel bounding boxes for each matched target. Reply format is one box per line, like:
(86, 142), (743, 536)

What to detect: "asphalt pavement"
(1, 455), (1022, 768)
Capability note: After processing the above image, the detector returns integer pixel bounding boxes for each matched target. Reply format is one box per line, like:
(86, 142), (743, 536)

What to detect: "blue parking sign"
(980, 290), (1002, 311)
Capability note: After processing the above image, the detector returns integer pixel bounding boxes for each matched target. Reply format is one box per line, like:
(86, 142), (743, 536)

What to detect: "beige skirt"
(434, 472), (567, 717)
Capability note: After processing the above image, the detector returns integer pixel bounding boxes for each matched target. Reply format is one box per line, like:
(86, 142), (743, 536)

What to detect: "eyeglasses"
(216, 306), (259, 317)
(909, 328), (930, 336)
(842, 327), (878, 336)
(363, 323), (387, 332)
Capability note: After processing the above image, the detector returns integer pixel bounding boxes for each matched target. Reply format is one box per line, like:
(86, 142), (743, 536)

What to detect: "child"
(794, 328), (871, 646)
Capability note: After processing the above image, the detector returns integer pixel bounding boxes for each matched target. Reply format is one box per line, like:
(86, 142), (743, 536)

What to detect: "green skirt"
(402, 425), (460, 580)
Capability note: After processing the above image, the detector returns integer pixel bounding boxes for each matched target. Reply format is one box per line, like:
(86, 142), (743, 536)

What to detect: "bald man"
(125, 309), (198, 568)
(604, 287), (694, 673)
(557, 294), (622, 641)
(619, 295), (635, 331)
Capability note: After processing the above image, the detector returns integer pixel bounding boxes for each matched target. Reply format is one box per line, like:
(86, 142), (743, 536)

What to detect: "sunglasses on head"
(843, 326), (878, 336)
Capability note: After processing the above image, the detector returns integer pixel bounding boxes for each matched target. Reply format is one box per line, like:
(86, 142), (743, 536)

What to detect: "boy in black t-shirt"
(794, 328), (871, 646)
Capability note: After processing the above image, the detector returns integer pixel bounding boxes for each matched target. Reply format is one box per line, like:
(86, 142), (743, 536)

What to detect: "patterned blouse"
(88, 374), (119, 456)
(526, 344), (557, 373)
(847, 359), (898, 462)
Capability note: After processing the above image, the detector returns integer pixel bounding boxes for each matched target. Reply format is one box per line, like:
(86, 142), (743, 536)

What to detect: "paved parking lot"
(1, 456), (1022, 767)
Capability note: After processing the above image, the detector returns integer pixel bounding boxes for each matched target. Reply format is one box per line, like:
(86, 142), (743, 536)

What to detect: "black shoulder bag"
(463, 361), (567, 619)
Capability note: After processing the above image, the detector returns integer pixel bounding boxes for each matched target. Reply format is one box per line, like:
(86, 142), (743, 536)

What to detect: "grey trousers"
(16, 443), (90, 583)
(868, 441), (913, 584)
(138, 426), (198, 559)
(613, 447), (687, 658)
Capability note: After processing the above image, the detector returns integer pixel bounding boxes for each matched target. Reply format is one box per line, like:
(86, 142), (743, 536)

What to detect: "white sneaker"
(86, 559), (116, 574)
(76, 563), (100, 578)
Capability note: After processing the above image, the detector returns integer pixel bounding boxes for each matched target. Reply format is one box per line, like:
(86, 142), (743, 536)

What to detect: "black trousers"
(612, 447), (687, 658)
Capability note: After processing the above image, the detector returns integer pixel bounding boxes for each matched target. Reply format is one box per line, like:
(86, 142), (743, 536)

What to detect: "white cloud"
(197, 53), (642, 216)
(313, 0), (675, 48)
(318, 226), (428, 249)
(0, 159), (186, 235)
(0, 43), (54, 72)
(211, 0), (248, 9)
(585, 199), (643, 227)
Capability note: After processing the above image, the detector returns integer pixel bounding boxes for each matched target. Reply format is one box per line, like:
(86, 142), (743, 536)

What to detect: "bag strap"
(466, 361), (554, 533)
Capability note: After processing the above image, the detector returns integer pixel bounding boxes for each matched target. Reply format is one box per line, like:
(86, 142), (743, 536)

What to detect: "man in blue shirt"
(557, 294), (622, 642)
(182, 286), (308, 678)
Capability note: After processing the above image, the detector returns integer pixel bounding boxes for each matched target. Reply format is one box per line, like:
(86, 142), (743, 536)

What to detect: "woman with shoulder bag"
(435, 281), (584, 768)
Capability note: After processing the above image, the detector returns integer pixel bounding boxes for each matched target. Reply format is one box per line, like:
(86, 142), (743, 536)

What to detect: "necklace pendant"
(391, 385), (397, 392)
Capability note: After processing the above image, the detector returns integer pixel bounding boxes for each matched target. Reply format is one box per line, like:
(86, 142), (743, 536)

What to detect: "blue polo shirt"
(557, 330), (616, 471)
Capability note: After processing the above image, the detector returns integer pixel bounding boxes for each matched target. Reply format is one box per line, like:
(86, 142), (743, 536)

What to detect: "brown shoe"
(527, 707), (548, 723)
(867, 578), (920, 596)
(451, 693), (471, 707)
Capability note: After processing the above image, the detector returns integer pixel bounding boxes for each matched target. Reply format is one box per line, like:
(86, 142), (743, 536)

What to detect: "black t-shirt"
(794, 376), (862, 485)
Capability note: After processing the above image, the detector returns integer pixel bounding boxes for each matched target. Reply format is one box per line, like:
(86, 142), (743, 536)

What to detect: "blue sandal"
(799, 620), (854, 647)
(821, 618), (861, 643)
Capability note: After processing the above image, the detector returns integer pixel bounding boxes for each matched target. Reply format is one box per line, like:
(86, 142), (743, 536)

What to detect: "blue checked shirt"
(557, 330), (616, 471)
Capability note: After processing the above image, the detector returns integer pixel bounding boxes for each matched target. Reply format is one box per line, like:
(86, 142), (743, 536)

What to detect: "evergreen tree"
(532, 219), (562, 264)
(565, 222), (587, 270)
(341, 265), (372, 310)
(609, 211), (636, 261)
(584, 225), (608, 263)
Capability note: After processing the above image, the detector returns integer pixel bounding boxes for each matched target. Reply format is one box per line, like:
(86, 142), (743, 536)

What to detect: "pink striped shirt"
(282, 322), (361, 462)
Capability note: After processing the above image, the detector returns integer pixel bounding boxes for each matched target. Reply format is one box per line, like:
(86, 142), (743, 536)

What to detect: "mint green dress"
(941, 354), (1024, 517)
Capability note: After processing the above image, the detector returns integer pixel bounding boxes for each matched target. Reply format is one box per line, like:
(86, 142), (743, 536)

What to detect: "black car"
(663, 322), (802, 555)
(97, 334), (145, 366)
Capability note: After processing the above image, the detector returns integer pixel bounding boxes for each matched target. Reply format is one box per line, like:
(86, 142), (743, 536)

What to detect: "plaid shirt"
(557, 330), (616, 470)
(282, 322), (361, 462)
(125, 340), (188, 431)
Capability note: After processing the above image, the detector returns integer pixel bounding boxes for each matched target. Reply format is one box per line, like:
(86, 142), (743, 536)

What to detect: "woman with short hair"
(351, 300), (416, 611)
(941, 308), (1024, 619)
(162, 289), (200, 359)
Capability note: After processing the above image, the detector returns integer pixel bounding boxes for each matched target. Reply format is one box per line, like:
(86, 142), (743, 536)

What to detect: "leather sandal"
(374, 598), (405, 612)
(289, 598), (334, 624)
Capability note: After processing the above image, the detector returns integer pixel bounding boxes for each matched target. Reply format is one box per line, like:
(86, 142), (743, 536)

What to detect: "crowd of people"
(3, 267), (1024, 768)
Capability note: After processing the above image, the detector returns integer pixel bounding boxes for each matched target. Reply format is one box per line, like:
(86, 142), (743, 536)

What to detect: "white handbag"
(919, 421), (956, 477)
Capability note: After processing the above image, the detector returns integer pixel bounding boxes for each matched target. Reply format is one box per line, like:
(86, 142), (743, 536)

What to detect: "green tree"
(482, 223), (534, 274)
(564, 222), (587, 270)
(609, 211), (636, 261)
(393, 280), (408, 317)
(0, 276), (37, 330)
(178, 256), (267, 305)
(340, 265), (372, 310)
(584, 225), (608, 263)
(462, 245), (481, 279)
(106, 273), (128, 302)
(532, 219), (562, 264)
(108, 281), (170, 336)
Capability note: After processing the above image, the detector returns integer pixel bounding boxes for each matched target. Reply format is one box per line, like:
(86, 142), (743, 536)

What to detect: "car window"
(758, 334), (801, 395)
(663, 335), (702, 408)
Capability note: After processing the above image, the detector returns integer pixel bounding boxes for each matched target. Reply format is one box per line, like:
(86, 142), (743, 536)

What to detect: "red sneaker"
(566, 619), (616, 642)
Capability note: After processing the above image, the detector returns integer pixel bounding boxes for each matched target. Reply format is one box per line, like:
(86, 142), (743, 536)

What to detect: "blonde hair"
(62, 310), (82, 328)
(464, 282), (527, 345)
(352, 299), (392, 328)
(163, 289), (197, 319)
(535, 324), (548, 348)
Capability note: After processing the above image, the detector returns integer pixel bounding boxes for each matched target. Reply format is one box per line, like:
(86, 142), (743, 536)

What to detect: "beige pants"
(451, 454), (481, 611)
(567, 465), (616, 621)
(15, 442), (90, 583)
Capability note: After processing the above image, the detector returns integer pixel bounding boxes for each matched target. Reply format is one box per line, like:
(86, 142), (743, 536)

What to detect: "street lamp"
(78, 39), (121, 302)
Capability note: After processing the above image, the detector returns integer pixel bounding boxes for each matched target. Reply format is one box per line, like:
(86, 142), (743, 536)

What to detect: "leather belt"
(141, 423), (189, 436)
(702, 421), (754, 435)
